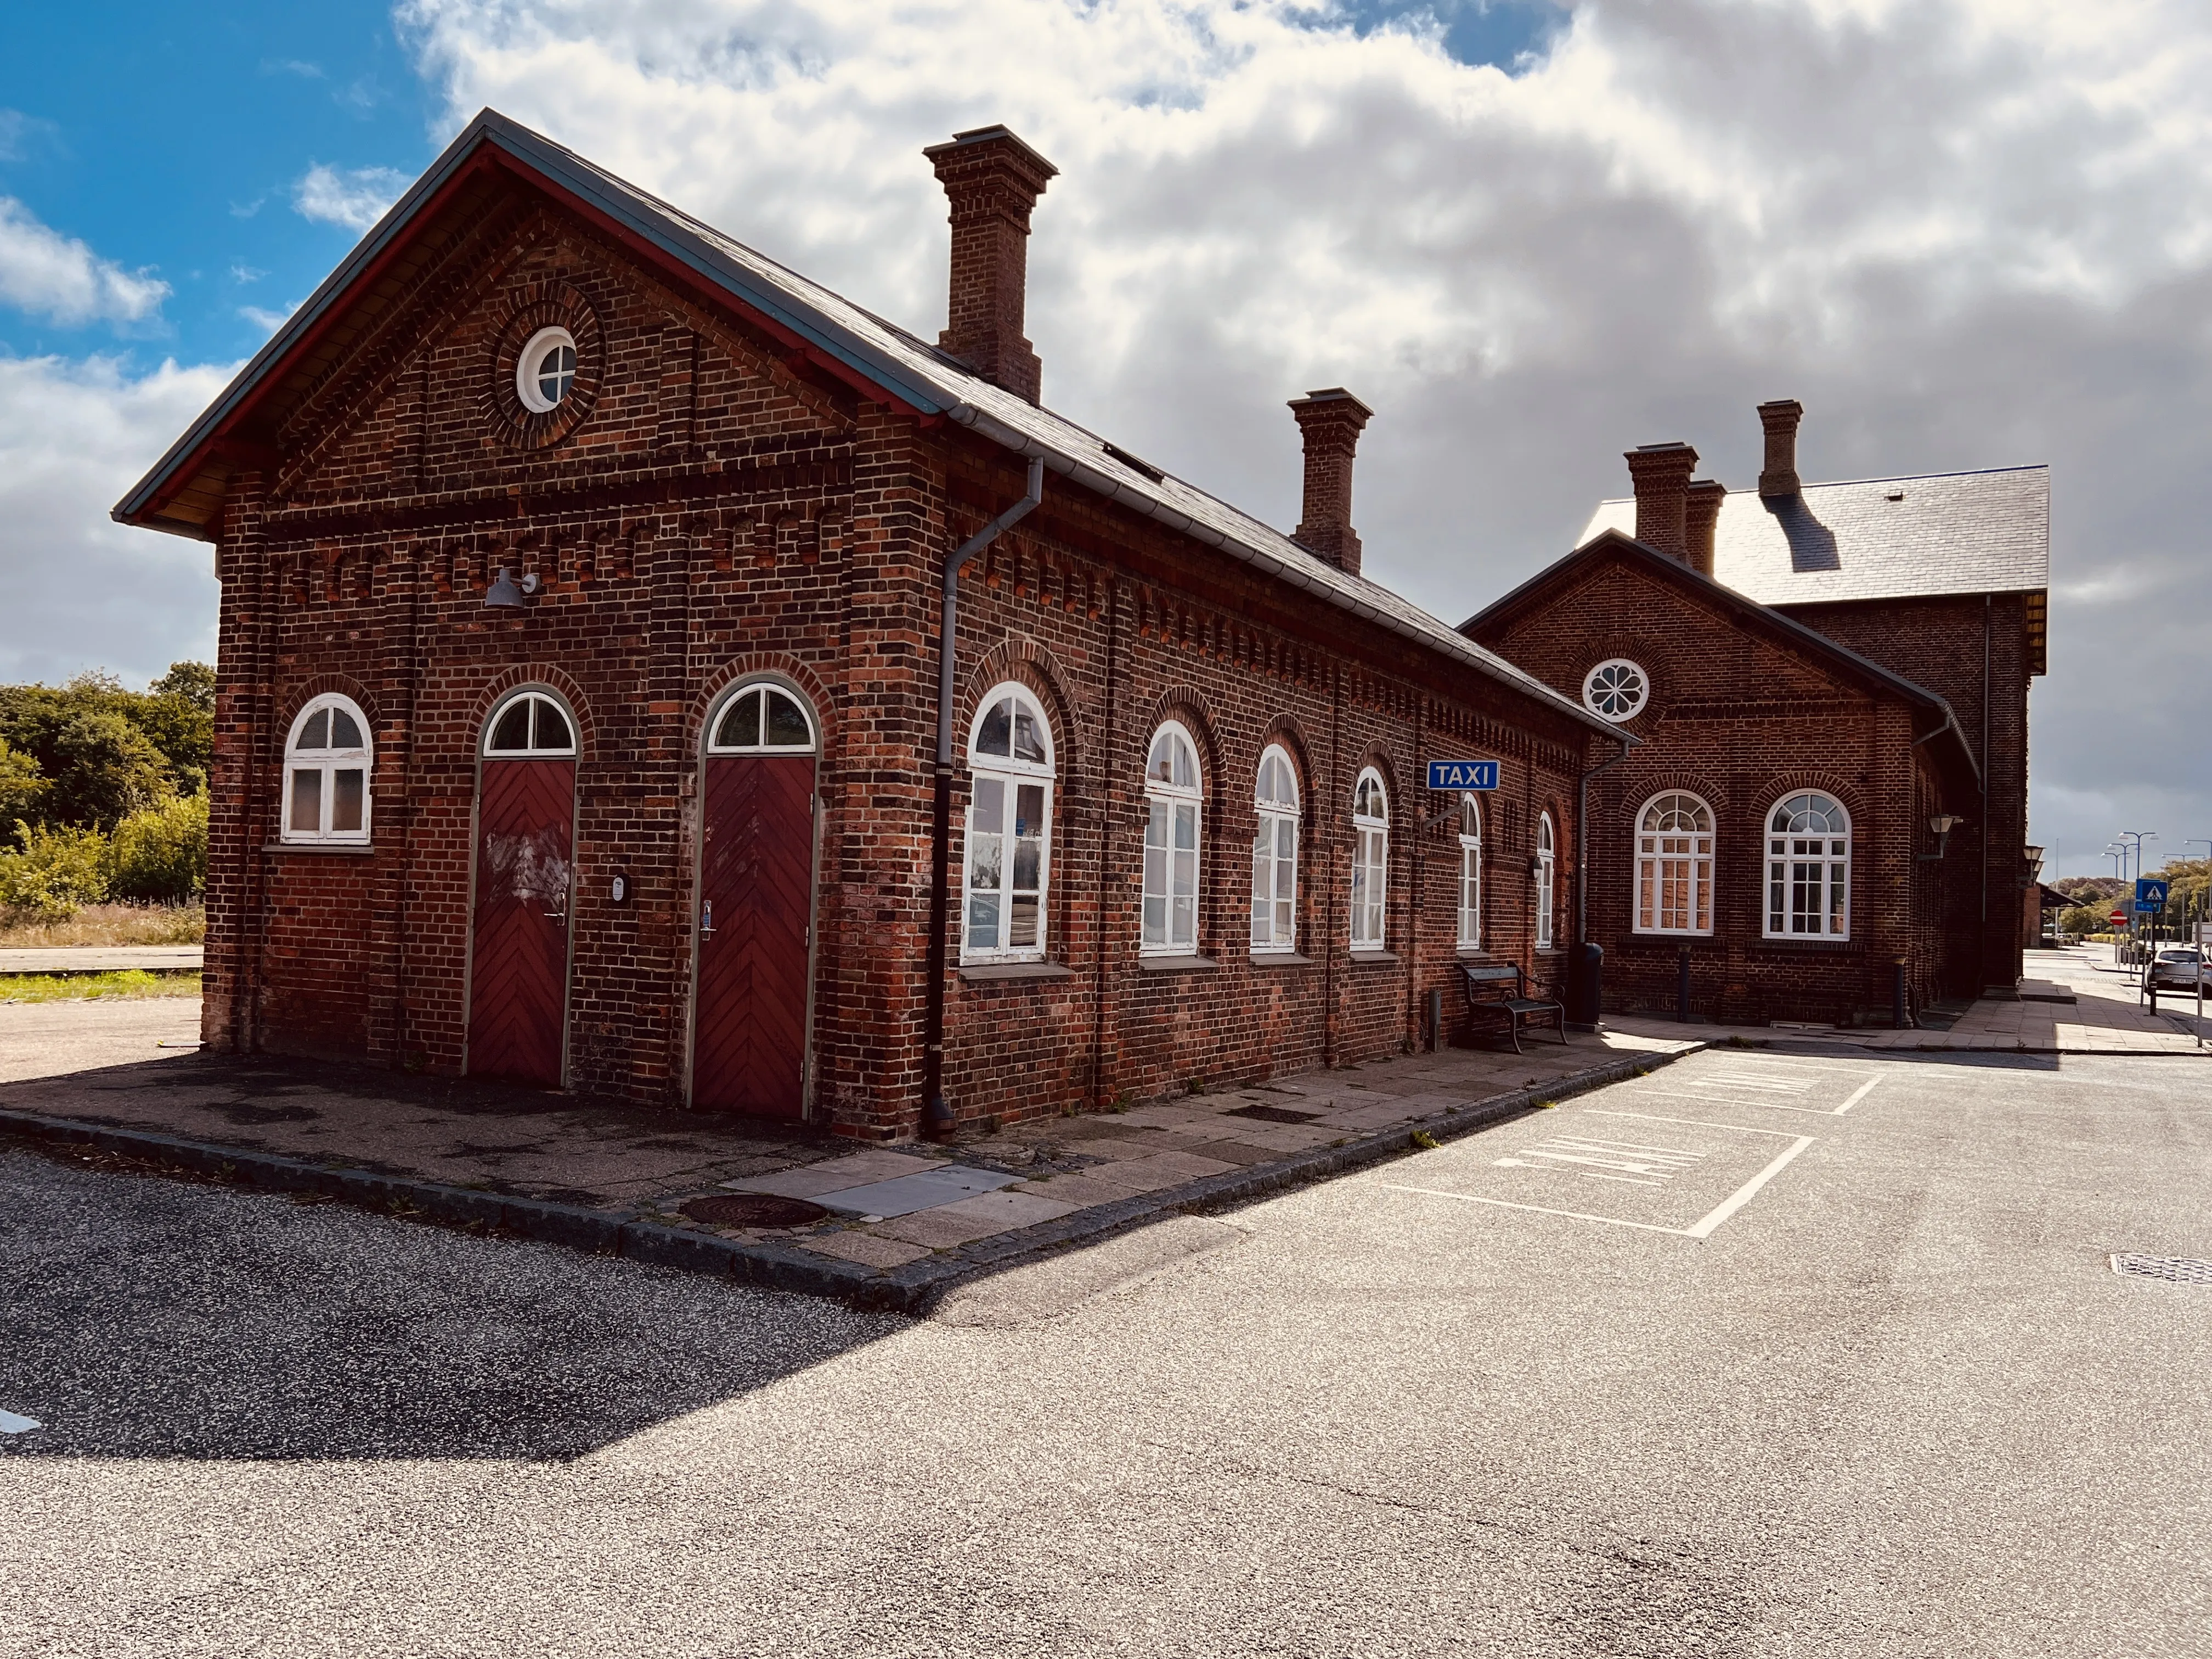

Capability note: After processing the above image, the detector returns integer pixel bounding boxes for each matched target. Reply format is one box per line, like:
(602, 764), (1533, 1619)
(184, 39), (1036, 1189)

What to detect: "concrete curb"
(0, 1041), (1706, 1314)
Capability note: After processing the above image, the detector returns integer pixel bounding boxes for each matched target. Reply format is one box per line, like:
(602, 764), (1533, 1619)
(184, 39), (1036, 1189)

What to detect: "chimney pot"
(1625, 441), (1699, 563)
(1757, 398), (1803, 498)
(1684, 478), (1726, 578)
(1289, 388), (1374, 576)
(926, 126), (1058, 404)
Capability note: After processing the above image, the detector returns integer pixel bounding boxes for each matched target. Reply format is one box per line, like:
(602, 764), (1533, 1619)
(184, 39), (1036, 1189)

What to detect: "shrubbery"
(0, 793), (208, 919)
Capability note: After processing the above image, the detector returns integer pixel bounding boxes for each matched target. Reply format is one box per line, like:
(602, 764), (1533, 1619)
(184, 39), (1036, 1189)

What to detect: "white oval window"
(1583, 658), (1649, 722)
(515, 326), (578, 414)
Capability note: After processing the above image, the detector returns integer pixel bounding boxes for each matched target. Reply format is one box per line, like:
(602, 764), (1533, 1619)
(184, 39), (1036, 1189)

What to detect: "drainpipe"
(921, 456), (1045, 1137)
(1979, 594), (1991, 992)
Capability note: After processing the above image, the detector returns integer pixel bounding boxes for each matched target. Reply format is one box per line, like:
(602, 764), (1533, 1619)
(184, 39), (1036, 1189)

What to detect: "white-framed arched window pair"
(1351, 769), (1389, 949)
(963, 684), (1054, 963)
(1142, 723), (1203, 955)
(1767, 792), (1850, 939)
(282, 693), (372, 844)
(1456, 793), (1482, 950)
(1250, 746), (1301, 953)
(1635, 792), (1713, 935)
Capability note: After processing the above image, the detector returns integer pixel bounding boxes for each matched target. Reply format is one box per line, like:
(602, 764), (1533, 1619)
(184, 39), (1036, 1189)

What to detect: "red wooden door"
(692, 755), (815, 1117)
(467, 759), (575, 1086)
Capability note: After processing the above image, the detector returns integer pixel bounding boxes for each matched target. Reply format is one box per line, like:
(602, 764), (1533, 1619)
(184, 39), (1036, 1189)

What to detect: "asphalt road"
(3, 1046), (2208, 1657)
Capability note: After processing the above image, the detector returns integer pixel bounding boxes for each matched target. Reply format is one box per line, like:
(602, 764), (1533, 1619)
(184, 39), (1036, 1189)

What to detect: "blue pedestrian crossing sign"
(1427, 758), (1499, 791)
(2135, 878), (2169, 913)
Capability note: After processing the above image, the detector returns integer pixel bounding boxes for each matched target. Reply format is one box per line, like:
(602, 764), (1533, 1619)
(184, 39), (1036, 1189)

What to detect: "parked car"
(2148, 948), (2205, 992)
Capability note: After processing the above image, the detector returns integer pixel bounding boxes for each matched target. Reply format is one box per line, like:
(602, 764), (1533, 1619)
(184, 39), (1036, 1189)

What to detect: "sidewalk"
(0, 1000), (1698, 1308)
(0, 946), (204, 974)
(1608, 947), (2208, 1056)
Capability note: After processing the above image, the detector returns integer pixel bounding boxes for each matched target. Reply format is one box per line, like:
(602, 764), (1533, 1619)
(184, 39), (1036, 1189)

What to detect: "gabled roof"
(1462, 528), (1980, 788)
(1578, 466), (2049, 606)
(115, 109), (1618, 740)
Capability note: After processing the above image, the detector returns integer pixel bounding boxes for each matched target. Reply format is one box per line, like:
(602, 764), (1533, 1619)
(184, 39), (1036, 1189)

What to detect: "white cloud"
(0, 354), (232, 686)
(0, 198), (168, 327)
(238, 302), (300, 334)
(292, 163), (411, 233)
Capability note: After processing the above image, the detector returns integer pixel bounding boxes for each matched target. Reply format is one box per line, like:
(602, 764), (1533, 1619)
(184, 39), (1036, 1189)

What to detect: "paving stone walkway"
(1607, 947), (2208, 1056)
(0, 997), (1692, 1274)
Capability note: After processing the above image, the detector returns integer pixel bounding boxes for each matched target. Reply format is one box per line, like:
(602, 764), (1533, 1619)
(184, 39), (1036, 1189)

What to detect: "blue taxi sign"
(1427, 759), (1499, 791)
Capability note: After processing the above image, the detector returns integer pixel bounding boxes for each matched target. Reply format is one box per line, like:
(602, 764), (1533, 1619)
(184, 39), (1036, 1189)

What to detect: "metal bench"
(1458, 962), (1566, 1054)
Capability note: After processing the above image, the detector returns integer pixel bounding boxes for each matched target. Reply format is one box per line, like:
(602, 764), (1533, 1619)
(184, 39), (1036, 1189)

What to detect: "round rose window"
(1582, 658), (1649, 721)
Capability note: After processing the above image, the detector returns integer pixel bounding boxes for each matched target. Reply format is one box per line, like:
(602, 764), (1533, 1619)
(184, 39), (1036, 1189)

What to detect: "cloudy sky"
(2, 0), (2207, 877)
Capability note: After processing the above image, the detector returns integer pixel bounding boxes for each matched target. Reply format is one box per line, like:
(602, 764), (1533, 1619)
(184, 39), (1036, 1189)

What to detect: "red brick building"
(115, 110), (1621, 1139)
(1464, 407), (2047, 1025)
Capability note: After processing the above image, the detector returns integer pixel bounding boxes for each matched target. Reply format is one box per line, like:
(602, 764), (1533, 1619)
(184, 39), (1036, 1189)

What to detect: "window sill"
(1349, 949), (1400, 966)
(262, 842), (375, 855)
(1138, 953), (1219, 974)
(1455, 945), (1488, 958)
(1752, 937), (1860, 953)
(958, 961), (1075, 982)
(1249, 951), (1315, 968)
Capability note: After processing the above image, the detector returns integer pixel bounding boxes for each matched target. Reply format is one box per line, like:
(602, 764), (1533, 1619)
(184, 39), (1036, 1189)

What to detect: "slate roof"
(115, 109), (1616, 740)
(1577, 466), (2049, 606)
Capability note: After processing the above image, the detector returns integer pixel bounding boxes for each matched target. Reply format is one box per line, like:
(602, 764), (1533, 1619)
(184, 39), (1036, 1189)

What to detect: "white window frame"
(961, 683), (1055, 964)
(1535, 810), (1556, 950)
(707, 680), (818, 755)
(482, 690), (578, 758)
(1251, 743), (1301, 955)
(1351, 768), (1389, 950)
(1456, 793), (1483, 950)
(1141, 720), (1204, 956)
(1635, 791), (1714, 936)
(281, 693), (374, 845)
(516, 326), (578, 414)
(1764, 791), (1851, 940)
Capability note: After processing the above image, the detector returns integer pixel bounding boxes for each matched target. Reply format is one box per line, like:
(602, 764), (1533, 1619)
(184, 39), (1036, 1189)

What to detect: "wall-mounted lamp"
(485, 566), (541, 609)
(1920, 814), (1965, 861)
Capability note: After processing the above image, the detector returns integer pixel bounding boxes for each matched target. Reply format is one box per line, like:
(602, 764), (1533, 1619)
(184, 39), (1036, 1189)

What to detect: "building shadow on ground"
(0, 1141), (906, 1464)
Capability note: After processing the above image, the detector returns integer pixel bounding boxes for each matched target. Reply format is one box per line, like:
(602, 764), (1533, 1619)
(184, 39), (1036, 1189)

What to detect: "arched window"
(283, 693), (372, 844)
(1766, 791), (1850, 939)
(483, 690), (576, 757)
(1251, 744), (1301, 954)
(1534, 811), (1556, 949)
(1142, 721), (1203, 955)
(1351, 769), (1389, 949)
(963, 684), (1054, 963)
(1456, 793), (1482, 950)
(708, 680), (816, 753)
(1635, 792), (1713, 935)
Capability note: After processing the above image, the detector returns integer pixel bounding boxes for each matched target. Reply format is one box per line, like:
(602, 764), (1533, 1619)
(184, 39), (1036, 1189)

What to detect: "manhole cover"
(1227, 1104), (1324, 1125)
(2111, 1252), (2212, 1284)
(682, 1194), (829, 1228)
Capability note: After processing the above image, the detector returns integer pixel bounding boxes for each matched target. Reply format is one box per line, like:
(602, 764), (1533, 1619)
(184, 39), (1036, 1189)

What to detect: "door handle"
(699, 899), (714, 939)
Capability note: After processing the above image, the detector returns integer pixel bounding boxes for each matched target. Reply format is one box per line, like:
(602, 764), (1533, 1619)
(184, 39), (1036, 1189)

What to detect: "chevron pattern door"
(692, 755), (815, 1117)
(467, 759), (575, 1086)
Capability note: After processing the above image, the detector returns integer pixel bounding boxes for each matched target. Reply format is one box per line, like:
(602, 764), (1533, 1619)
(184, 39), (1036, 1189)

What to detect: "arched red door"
(692, 681), (818, 1118)
(467, 691), (577, 1087)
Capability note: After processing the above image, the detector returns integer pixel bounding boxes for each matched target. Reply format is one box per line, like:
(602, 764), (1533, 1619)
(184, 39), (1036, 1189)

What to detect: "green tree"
(150, 661), (215, 711)
(44, 711), (174, 830)
(0, 737), (43, 825)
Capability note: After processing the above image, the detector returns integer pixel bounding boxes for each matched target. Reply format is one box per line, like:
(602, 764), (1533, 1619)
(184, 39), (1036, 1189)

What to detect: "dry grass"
(0, 970), (202, 1003)
(0, 902), (205, 950)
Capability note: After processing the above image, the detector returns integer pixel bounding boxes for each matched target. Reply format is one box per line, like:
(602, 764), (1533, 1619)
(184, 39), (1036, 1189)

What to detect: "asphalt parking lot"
(3, 1045), (2208, 1657)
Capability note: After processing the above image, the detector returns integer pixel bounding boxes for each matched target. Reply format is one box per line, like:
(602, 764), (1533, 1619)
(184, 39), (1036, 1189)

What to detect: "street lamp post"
(2119, 831), (2156, 971)
(2106, 845), (2127, 968)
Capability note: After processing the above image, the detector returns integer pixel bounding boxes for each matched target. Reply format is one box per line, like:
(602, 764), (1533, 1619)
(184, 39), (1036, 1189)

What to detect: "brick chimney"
(925, 126), (1057, 404)
(1684, 478), (1726, 578)
(1626, 441), (1698, 563)
(1289, 389), (1374, 575)
(1757, 398), (1803, 498)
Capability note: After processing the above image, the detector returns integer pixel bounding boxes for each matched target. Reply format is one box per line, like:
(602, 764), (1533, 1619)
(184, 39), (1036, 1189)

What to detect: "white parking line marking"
(1579, 1109), (1802, 1137)
(1835, 1076), (1881, 1114)
(0, 1408), (42, 1434)
(1700, 1075), (1813, 1093)
(1503, 1137), (1706, 1181)
(1383, 1187), (1691, 1234)
(1633, 1089), (1874, 1117)
(1681, 1136), (1818, 1239)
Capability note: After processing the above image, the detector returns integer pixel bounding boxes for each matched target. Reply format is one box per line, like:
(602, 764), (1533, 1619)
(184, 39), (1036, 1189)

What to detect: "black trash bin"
(1566, 940), (1604, 1031)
